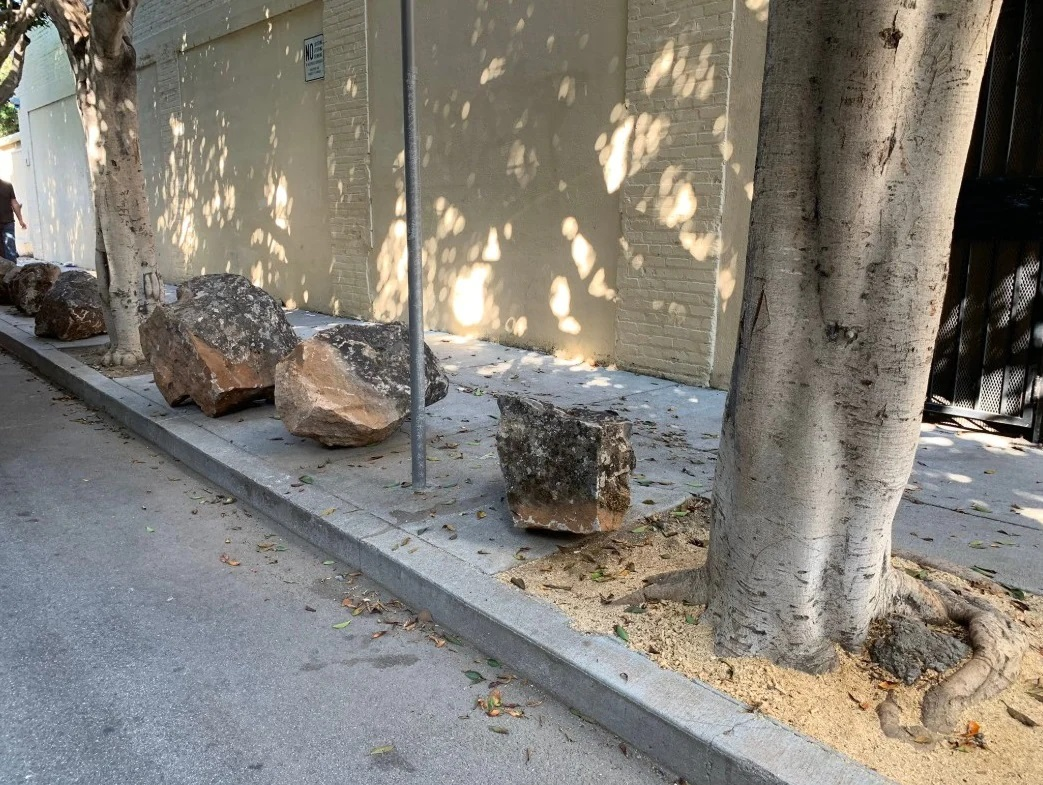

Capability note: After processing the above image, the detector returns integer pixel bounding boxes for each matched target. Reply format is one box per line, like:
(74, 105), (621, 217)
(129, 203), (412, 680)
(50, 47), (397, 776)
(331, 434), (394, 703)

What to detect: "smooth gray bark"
(707, 0), (1002, 673)
(46, 0), (161, 366)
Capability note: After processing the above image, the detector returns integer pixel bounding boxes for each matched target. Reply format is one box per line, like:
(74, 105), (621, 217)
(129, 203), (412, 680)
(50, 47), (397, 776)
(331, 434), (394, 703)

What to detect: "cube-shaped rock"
(495, 395), (635, 533)
(35, 271), (107, 341)
(140, 273), (300, 417)
(275, 322), (449, 447)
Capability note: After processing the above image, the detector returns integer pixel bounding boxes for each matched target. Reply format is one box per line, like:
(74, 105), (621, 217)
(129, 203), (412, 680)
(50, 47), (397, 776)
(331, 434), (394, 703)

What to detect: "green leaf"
(1001, 583), (1027, 600)
(489, 726), (509, 734)
(968, 540), (986, 549)
(369, 745), (394, 755)
(614, 625), (630, 642)
(299, 475), (314, 484)
(970, 502), (990, 513)
(332, 620), (352, 629)
(670, 511), (687, 518)
(322, 559), (335, 566)
(464, 670), (485, 684)
(630, 526), (649, 534)
(971, 565), (998, 576)
(145, 526), (155, 533)
(487, 658), (501, 668)
(904, 568), (928, 580)
(685, 614), (697, 625)
(624, 605), (646, 614)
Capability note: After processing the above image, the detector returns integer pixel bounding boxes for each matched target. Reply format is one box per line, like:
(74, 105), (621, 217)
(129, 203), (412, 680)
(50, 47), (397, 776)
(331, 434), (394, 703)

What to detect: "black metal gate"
(926, 0), (1043, 443)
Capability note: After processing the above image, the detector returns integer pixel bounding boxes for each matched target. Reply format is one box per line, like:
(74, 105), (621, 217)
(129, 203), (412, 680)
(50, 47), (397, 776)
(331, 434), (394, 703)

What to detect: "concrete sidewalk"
(5, 295), (1042, 783)
(0, 304), (892, 785)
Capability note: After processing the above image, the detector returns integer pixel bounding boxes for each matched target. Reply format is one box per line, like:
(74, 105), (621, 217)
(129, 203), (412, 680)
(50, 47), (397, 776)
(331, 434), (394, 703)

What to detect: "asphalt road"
(0, 350), (674, 785)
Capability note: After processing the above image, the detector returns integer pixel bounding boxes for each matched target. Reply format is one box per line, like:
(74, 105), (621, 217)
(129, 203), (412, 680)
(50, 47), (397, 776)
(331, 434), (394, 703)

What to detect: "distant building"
(16, 0), (770, 388)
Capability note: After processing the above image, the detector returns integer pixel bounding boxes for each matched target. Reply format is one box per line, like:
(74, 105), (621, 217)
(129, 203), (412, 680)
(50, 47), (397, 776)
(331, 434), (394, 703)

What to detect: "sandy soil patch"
(504, 500), (1043, 785)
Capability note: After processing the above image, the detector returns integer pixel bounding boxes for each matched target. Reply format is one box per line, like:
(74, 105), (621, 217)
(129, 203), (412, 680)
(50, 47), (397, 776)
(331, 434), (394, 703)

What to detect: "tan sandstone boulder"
(275, 322), (449, 447)
(495, 395), (636, 533)
(140, 273), (300, 417)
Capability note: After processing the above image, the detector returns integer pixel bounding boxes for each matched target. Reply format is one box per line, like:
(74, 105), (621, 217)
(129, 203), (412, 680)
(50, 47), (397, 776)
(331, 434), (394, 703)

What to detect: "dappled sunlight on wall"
(139, 2), (331, 312)
(611, 0), (768, 386)
(367, 0), (626, 362)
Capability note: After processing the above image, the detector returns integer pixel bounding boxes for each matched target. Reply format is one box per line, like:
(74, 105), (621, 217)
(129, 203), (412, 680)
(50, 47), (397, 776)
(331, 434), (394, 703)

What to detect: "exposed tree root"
(876, 693), (941, 746)
(615, 567), (707, 607)
(101, 346), (145, 368)
(881, 570), (1027, 734)
(622, 563), (1026, 739)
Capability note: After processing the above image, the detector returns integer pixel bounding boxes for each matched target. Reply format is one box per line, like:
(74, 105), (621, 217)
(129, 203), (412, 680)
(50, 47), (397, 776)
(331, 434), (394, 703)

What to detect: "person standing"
(0, 177), (27, 262)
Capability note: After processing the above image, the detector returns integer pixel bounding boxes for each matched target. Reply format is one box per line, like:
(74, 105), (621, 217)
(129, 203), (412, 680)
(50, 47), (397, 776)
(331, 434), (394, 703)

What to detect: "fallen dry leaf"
(1005, 704), (1038, 728)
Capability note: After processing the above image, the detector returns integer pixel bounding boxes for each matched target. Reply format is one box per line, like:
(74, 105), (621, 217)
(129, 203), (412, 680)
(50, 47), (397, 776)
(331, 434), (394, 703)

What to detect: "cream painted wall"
(14, 23), (94, 268)
(24, 97), (94, 267)
(142, 1), (332, 310)
(366, 0), (626, 360)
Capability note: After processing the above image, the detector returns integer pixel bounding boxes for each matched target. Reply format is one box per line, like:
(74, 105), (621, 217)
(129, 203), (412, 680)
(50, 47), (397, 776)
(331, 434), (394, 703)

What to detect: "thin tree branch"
(0, 33), (30, 105)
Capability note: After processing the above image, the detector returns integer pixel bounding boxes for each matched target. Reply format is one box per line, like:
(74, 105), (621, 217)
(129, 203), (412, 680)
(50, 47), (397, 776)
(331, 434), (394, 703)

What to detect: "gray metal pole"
(401, 0), (426, 488)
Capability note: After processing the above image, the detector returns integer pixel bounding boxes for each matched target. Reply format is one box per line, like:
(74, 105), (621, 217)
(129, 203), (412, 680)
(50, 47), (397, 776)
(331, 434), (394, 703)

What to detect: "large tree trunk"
(46, 0), (161, 367)
(705, 0), (1002, 673)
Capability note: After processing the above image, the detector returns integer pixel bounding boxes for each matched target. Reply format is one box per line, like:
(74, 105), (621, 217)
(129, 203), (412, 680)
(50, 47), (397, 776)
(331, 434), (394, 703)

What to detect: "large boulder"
(495, 395), (636, 533)
(275, 322), (449, 447)
(140, 273), (300, 417)
(0, 259), (16, 304)
(34, 271), (107, 341)
(6, 262), (61, 315)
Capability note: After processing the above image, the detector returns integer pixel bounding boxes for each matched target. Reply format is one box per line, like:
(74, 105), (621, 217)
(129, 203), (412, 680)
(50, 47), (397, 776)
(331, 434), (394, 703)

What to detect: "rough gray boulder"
(34, 271), (107, 341)
(495, 395), (636, 533)
(275, 321), (449, 447)
(6, 262), (61, 315)
(140, 273), (300, 417)
(0, 259), (16, 304)
(870, 616), (971, 685)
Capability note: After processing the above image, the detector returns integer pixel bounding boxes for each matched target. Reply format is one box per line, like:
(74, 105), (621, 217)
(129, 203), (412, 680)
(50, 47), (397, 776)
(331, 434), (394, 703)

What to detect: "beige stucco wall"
(12, 0), (767, 388)
(363, 0), (627, 360)
(139, 1), (332, 309)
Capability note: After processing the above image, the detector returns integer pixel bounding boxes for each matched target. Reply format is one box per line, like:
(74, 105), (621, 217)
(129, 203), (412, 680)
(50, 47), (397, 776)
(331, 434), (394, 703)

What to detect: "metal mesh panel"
(928, 0), (1043, 436)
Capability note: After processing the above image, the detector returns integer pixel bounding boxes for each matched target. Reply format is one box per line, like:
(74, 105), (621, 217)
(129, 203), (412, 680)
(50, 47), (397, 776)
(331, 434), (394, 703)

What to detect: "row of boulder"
(140, 274), (450, 447)
(1, 259), (107, 340)
(2, 266), (637, 536)
(140, 273), (636, 535)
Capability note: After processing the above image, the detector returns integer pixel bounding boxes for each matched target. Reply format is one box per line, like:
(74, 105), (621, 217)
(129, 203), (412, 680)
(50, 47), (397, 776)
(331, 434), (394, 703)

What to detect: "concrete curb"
(0, 316), (895, 785)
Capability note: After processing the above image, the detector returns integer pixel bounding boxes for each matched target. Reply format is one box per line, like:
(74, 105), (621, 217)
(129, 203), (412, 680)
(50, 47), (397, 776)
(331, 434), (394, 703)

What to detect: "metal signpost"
(400, 0), (427, 488)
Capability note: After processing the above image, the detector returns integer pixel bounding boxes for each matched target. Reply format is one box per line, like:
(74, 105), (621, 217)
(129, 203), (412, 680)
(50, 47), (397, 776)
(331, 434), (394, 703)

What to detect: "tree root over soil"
(623, 560), (1027, 741)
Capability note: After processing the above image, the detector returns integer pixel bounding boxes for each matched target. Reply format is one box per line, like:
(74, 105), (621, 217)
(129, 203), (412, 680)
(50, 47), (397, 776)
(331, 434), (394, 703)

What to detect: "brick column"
(151, 43), (190, 282)
(614, 0), (735, 386)
(324, 0), (373, 318)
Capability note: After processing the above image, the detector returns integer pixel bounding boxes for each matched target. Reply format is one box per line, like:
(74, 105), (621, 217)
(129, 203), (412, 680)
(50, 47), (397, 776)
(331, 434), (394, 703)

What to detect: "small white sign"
(304, 34), (324, 82)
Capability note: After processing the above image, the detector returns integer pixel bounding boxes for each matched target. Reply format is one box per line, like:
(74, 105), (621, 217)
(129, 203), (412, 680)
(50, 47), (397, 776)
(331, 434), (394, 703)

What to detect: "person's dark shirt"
(0, 180), (16, 224)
